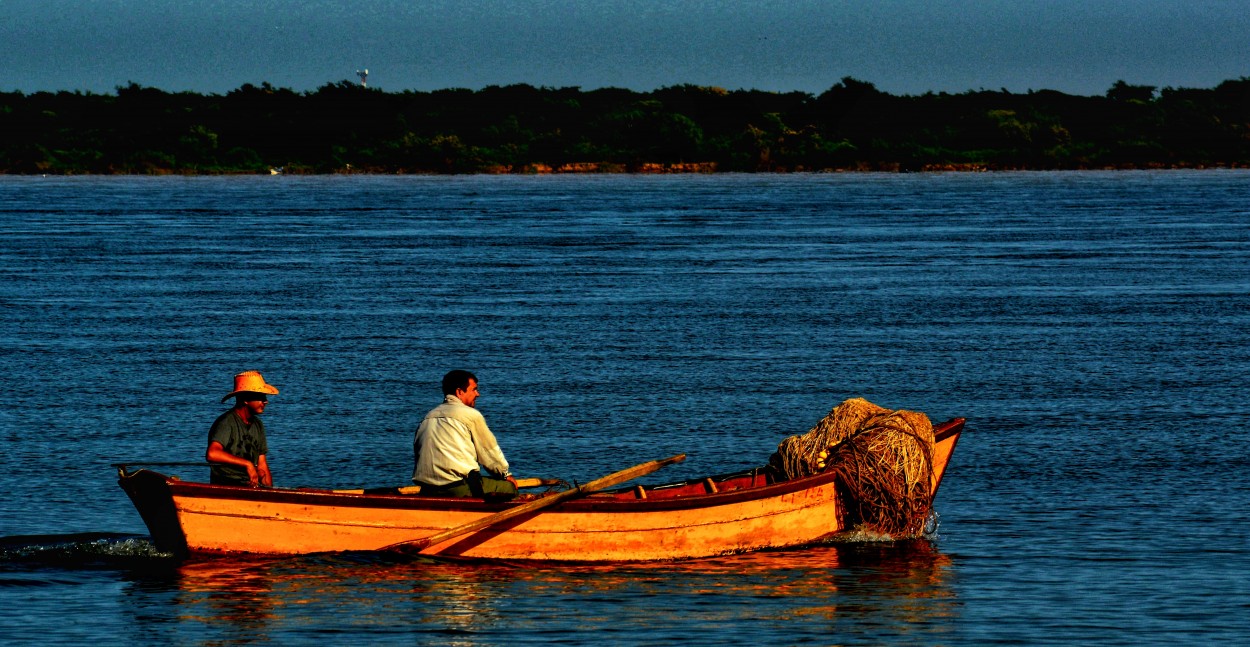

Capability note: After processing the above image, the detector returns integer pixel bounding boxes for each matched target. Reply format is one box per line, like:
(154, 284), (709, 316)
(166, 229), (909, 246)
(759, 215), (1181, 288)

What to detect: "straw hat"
(221, 370), (280, 403)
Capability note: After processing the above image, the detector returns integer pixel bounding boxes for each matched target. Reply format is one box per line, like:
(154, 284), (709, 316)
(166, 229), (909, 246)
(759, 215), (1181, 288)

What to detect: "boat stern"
(117, 468), (189, 558)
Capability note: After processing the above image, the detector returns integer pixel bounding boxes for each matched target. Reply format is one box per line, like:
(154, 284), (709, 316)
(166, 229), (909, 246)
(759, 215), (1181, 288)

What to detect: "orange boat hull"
(120, 419), (964, 561)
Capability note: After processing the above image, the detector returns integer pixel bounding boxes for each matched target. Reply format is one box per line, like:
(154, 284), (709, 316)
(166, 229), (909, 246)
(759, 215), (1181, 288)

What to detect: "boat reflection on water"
(164, 540), (957, 641)
(173, 558), (280, 638)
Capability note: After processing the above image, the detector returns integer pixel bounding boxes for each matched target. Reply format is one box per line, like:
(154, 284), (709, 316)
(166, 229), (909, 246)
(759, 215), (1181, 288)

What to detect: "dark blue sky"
(4, 0), (1248, 96)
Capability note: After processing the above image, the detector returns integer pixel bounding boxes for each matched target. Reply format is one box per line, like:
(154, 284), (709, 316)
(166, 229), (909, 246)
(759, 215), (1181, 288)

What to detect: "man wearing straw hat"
(412, 370), (517, 500)
(207, 370), (279, 487)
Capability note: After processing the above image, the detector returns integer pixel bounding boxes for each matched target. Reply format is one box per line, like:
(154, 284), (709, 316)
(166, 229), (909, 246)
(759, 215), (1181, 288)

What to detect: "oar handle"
(113, 462), (210, 478)
(111, 462), (209, 468)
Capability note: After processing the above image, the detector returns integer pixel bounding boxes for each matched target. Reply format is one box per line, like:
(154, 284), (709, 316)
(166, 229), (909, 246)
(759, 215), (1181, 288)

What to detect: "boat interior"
(587, 417), (962, 502)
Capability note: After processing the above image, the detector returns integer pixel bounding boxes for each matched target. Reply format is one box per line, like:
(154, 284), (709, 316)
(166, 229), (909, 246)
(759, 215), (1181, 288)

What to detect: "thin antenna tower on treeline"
(356, 69), (368, 87)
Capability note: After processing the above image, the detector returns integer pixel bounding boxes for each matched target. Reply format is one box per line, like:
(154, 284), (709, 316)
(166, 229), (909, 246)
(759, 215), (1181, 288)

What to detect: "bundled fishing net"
(770, 398), (935, 537)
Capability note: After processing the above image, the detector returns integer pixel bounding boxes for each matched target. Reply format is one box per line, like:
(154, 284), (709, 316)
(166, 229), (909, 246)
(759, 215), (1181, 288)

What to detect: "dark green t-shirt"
(208, 409), (269, 485)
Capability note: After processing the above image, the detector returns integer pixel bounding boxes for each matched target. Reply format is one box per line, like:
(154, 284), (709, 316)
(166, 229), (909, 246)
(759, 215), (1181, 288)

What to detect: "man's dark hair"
(442, 370), (477, 396)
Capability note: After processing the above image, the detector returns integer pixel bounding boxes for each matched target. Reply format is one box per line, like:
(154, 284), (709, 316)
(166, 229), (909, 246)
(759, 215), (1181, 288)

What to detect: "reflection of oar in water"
(382, 453), (687, 554)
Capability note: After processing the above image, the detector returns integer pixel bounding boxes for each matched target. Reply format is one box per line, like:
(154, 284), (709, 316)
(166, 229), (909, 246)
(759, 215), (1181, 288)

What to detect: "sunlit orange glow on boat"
(120, 419), (964, 561)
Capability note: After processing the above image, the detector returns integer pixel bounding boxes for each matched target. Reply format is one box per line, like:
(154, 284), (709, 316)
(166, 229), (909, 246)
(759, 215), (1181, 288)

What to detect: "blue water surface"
(1, 171), (1247, 645)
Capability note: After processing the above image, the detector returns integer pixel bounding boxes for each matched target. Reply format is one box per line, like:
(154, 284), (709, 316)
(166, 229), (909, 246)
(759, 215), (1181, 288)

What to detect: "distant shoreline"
(15, 161), (1250, 177)
(5, 78), (1250, 175)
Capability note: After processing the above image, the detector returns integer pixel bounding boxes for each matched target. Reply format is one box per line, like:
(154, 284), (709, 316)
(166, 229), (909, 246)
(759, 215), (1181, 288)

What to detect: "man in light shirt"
(412, 370), (518, 500)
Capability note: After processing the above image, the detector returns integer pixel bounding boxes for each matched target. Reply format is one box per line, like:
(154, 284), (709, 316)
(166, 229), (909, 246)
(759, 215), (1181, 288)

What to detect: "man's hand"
(506, 475), (518, 488)
(257, 456), (273, 487)
(208, 441), (265, 487)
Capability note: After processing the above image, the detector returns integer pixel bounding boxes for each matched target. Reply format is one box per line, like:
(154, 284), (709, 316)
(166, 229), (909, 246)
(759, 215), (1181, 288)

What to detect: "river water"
(1, 171), (1247, 644)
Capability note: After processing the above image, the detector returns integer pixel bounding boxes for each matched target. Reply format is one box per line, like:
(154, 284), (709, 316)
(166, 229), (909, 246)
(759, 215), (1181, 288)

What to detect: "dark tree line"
(2, 77), (1249, 174)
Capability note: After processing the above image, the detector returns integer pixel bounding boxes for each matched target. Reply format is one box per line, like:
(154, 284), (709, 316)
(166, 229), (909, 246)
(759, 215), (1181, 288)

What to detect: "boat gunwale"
(149, 418), (965, 514)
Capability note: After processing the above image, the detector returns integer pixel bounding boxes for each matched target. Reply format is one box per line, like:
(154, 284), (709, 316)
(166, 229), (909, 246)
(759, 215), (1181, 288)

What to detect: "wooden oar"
(382, 453), (686, 554)
(331, 477), (560, 495)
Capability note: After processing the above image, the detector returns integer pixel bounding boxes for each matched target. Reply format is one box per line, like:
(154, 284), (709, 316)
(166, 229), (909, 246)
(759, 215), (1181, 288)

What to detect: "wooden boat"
(118, 418), (964, 561)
